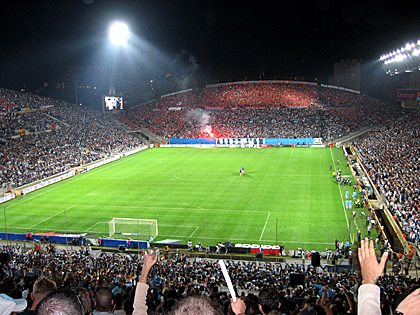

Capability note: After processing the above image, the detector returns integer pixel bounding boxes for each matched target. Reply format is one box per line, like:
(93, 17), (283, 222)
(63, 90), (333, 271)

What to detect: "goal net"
(109, 218), (158, 241)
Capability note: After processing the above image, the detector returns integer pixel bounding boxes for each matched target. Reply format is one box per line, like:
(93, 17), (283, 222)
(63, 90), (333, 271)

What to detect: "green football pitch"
(1, 147), (370, 251)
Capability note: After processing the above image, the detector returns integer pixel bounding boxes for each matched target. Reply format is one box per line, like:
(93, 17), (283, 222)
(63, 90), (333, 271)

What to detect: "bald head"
(34, 288), (84, 315)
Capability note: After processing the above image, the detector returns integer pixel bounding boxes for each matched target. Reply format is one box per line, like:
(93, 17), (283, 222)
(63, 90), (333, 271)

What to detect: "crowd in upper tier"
(118, 82), (402, 141)
(0, 88), (70, 112)
(195, 83), (318, 108)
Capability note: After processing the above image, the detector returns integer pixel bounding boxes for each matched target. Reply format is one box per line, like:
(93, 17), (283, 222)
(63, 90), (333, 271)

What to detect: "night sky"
(1, 0), (420, 91)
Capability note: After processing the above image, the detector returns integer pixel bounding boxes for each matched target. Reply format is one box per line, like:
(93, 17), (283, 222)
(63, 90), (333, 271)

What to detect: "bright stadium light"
(380, 39), (420, 75)
(107, 22), (129, 104)
(110, 22), (129, 46)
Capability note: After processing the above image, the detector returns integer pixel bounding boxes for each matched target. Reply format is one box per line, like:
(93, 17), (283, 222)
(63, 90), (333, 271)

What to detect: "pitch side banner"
(19, 171), (76, 197)
(396, 89), (420, 101)
(0, 193), (15, 204)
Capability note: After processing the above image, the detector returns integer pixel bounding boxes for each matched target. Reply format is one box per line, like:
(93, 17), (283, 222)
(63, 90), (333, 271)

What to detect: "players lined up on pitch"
(0, 238), (418, 315)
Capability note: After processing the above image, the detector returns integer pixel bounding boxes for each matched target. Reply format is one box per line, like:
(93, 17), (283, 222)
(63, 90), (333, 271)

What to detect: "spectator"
(169, 295), (223, 315)
(258, 287), (281, 315)
(133, 253), (158, 315)
(19, 276), (57, 315)
(34, 287), (85, 315)
(0, 293), (27, 315)
(123, 298), (134, 315)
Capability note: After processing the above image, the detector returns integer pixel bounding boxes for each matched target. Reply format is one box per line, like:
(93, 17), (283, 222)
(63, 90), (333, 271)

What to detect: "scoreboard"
(102, 95), (123, 113)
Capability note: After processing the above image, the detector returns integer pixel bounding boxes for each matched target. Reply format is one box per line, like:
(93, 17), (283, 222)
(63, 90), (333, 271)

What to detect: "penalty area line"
(85, 222), (108, 233)
(189, 226), (199, 238)
(28, 205), (75, 229)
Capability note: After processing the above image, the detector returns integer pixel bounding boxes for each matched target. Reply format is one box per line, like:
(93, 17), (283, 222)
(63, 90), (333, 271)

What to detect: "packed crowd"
(353, 114), (420, 244)
(0, 111), (57, 138)
(1, 84), (419, 314)
(0, 89), (70, 112)
(119, 82), (402, 141)
(0, 239), (417, 315)
(0, 82), (406, 189)
(0, 96), (142, 189)
(195, 83), (318, 108)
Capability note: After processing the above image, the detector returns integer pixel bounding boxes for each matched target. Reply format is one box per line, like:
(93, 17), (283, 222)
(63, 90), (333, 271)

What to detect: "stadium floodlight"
(110, 22), (129, 46)
(380, 38), (420, 75)
(108, 22), (129, 98)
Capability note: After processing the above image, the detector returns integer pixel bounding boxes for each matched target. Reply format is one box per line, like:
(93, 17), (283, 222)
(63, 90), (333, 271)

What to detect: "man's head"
(258, 287), (281, 315)
(31, 276), (57, 309)
(95, 287), (114, 312)
(169, 295), (222, 315)
(34, 288), (85, 315)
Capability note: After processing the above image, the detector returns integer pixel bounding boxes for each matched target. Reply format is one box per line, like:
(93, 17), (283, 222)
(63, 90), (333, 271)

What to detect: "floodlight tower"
(380, 39), (420, 75)
(109, 22), (129, 95)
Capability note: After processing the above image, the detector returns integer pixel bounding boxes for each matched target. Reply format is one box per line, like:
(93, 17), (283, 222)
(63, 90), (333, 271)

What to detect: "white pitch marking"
(189, 226), (200, 237)
(330, 147), (350, 231)
(85, 221), (108, 232)
(3, 149), (153, 209)
(259, 211), (271, 241)
(28, 205), (75, 229)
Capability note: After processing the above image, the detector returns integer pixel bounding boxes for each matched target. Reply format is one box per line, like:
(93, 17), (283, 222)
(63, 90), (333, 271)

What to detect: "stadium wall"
(169, 139), (216, 145)
(265, 138), (315, 146)
(0, 232), (148, 249)
(169, 138), (317, 146)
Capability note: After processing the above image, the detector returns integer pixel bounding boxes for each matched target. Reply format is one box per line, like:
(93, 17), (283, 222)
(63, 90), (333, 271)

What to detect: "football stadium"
(0, 1), (420, 314)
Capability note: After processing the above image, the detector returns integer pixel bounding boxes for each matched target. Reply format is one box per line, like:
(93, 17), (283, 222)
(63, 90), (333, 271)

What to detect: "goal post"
(109, 218), (158, 241)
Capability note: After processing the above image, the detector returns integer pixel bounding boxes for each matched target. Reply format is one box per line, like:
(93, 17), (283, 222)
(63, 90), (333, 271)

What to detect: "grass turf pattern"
(1, 147), (370, 251)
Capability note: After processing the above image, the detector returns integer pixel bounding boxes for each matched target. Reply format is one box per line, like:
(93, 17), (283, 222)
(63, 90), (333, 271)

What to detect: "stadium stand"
(0, 88), (70, 112)
(0, 95), (142, 189)
(195, 83), (318, 108)
(118, 82), (403, 141)
(0, 240), (416, 315)
(353, 114), (420, 244)
(0, 83), (418, 314)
